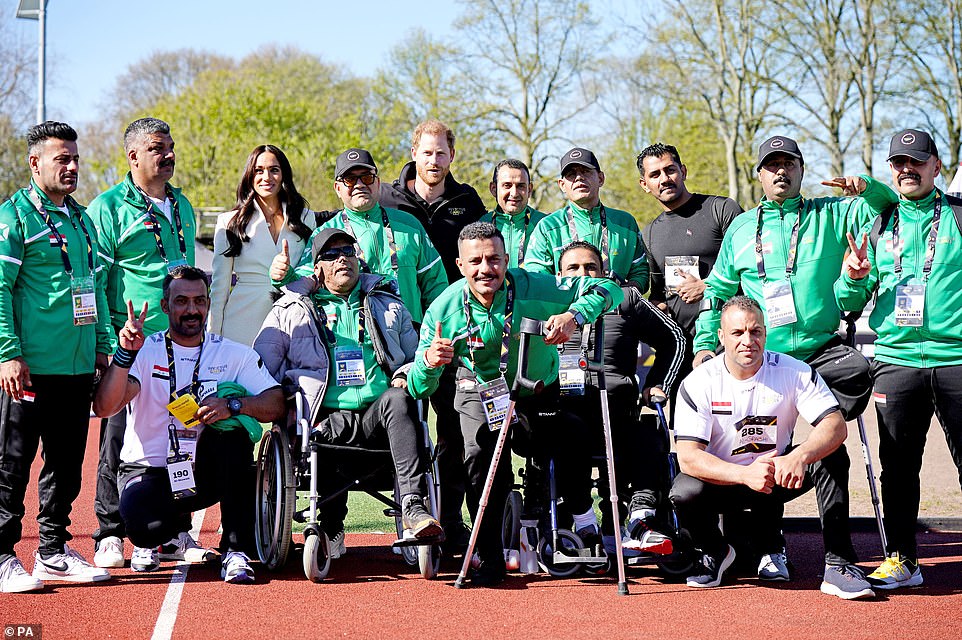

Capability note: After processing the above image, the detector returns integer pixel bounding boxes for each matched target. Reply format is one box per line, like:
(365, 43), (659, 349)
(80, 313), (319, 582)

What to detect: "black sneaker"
(442, 522), (471, 556)
(469, 559), (506, 587)
(402, 495), (443, 539)
(686, 545), (736, 588)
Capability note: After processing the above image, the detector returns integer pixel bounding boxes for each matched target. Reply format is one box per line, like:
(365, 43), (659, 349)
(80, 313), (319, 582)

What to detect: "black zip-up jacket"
(379, 161), (486, 283)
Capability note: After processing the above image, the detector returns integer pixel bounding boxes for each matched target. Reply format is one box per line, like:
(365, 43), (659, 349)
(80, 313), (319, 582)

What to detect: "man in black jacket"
(379, 120), (487, 552)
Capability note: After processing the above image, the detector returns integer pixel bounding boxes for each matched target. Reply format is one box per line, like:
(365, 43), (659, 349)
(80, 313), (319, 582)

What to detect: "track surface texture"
(2, 409), (961, 640)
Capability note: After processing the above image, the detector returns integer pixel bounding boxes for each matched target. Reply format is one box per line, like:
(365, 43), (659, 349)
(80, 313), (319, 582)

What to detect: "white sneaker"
(0, 557), (43, 592)
(159, 531), (216, 563)
(328, 531), (346, 559)
(31, 545), (111, 583)
(131, 546), (160, 572)
(758, 551), (791, 581)
(220, 551), (255, 584)
(94, 536), (125, 568)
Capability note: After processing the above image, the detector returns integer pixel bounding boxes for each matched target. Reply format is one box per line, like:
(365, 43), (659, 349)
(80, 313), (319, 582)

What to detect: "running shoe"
(93, 536), (125, 569)
(31, 545), (111, 583)
(221, 551), (255, 584)
(866, 553), (923, 590)
(758, 550), (791, 581)
(686, 545), (736, 588)
(0, 557), (43, 593)
(821, 563), (875, 600)
(131, 546), (160, 572)
(159, 531), (216, 563)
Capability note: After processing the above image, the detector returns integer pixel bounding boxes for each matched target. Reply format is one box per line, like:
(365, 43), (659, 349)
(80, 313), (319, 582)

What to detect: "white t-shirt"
(148, 195), (173, 223)
(674, 350), (839, 465)
(121, 331), (279, 467)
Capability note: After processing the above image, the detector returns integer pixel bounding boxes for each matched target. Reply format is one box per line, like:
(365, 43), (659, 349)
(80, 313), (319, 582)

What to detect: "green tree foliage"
(0, 11), (34, 197)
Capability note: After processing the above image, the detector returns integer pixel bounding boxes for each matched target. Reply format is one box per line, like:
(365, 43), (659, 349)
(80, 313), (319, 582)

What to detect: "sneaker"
(603, 527), (644, 558)
(402, 494), (443, 539)
(686, 545), (736, 588)
(866, 553), (923, 590)
(94, 536), (125, 569)
(220, 551), (255, 584)
(31, 545), (111, 583)
(0, 557), (43, 593)
(328, 530), (346, 560)
(575, 524), (604, 553)
(159, 531), (217, 563)
(626, 512), (674, 556)
(758, 550), (791, 581)
(821, 563), (875, 600)
(441, 522), (471, 557)
(469, 559), (506, 587)
(130, 546), (160, 573)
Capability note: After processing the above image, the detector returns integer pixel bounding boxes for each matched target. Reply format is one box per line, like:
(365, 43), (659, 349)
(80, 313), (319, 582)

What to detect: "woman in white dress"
(209, 144), (316, 346)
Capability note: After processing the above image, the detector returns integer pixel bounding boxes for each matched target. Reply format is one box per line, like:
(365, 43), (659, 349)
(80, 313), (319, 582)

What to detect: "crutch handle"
(514, 317), (546, 394)
(649, 392), (668, 407)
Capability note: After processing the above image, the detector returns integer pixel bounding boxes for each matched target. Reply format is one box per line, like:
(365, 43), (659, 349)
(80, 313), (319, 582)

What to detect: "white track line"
(150, 509), (207, 640)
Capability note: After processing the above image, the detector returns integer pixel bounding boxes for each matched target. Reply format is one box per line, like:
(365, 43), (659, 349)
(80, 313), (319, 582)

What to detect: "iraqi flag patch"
(21, 390), (36, 403)
(49, 234), (65, 247)
(466, 336), (485, 350)
(711, 401), (733, 415)
(152, 364), (170, 380)
(872, 392), (886, 405)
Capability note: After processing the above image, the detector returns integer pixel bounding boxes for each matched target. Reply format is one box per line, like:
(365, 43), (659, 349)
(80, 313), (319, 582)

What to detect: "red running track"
(2, 419), (962, 639)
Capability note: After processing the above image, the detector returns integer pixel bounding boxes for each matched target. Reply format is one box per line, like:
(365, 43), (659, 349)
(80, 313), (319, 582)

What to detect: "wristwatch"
(570, 310), (586, 329)
(227, 398), (243, 417)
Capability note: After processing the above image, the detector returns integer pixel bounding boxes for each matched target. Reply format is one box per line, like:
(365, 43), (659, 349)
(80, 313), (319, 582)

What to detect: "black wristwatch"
(570, 310), (586, 329)
(227, 398), (243, 417)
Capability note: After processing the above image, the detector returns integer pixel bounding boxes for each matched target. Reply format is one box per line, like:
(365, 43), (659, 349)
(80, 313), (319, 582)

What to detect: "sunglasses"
(316, 245), (358, 262)
(337, 173), (377, 188)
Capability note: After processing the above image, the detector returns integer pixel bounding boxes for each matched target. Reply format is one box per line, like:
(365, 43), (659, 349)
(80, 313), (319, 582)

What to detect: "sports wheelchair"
(254, 381), (442, 582)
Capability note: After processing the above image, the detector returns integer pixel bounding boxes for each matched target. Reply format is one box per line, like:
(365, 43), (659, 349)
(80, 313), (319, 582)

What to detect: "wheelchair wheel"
(303, 530), (331, 582)
(255, 428), (295, 570)
(537, 529), (583, 578)
(502, 490), (522, 551)
(417, 542), (441, 579)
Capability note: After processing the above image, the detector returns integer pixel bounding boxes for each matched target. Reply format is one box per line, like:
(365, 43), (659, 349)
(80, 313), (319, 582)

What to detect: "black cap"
(560, 147), (601, 175)
(311, 228), (356, 263)
(334, 148), (377, 179)
(887, 129), (938, 162)
(755, 136), (804, 172)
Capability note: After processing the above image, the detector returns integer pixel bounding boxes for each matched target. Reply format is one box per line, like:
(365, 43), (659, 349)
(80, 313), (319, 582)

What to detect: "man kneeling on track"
(556, 241), (685, 555)
(408, 222), (623, 587)
(670, 296), (873, 598)
(254, 228), (443, 559)
(93, 266), (285, 584)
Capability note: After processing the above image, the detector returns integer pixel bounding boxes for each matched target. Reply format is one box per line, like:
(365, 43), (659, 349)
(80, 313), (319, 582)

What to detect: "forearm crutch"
(843, 312), (889, 554)
(454, 317), (545, 588)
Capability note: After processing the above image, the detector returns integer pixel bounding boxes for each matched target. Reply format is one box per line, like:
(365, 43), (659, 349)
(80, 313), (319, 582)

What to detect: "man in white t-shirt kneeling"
(93, 266), (285, 584)
(671, 296), (874, 600)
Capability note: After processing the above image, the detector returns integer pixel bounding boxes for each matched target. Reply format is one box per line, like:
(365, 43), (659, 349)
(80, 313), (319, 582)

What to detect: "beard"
(170, 314), (204, 338)
(416, 162), (448, 187)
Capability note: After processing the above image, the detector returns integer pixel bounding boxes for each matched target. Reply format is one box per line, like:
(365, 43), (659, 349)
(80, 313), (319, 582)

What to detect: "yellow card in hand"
(166, 394), (201, 428)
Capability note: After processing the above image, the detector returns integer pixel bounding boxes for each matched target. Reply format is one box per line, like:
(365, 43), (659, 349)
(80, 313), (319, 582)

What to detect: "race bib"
(730, 415), (778, 457)
(167, 452), (196, 500)
(895, 283), (925, 327)
(478, 376), (517, 431)
(665, 255), (699, 293)
(558, 354), (586, 397)
(71, 274), (98, 326)
(334, 346), (366, 386)
(763, 280), (797, 328)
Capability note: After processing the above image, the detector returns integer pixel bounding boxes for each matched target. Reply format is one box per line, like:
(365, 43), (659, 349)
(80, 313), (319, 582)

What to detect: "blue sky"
(4, 0), (466, 125)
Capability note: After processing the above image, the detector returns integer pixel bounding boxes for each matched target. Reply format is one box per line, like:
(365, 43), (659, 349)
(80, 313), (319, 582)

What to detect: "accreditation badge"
(70, 274), (98, 326)
(166, 258), (188, 274)
(895, 282), (925, 327)
(558, 354), (586, 397)
(334, 346), (366, 386)
(478, 376), (517, 431)
(762, 280), (797, 328)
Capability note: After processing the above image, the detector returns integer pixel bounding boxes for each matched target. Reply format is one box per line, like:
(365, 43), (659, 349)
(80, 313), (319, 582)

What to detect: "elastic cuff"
(111, 347), (139, 369)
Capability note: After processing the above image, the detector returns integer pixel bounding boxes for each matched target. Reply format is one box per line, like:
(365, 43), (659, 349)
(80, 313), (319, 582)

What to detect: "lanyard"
(461, 274), (515, 376)
(496, 208), (532, 266)
(136, 185), (188, 266)
(28, 186), (94, 276)
(339, 206), (399, 271)
(164, 331), (205, 410)
(892, 192), (942, 280)
(314, 295), (366, 346)
(566, 204), (611, 277)
(755, 202), (801, 281)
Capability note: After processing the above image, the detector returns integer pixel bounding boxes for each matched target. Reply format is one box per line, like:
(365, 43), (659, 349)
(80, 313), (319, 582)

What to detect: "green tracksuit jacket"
(0, 181), (111, 374)
(694, 176), (897, 359)
(407, 269), (624, 399)
(523, 201), (649, 291)
(479, 206), (546, 269)
(280, 204), (447, 324)
(87, 172), (196, 345)
(835, 186), (962, 367)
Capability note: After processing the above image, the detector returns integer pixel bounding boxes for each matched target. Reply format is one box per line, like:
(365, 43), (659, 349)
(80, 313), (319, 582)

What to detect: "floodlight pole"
(16, 0), (47, 123)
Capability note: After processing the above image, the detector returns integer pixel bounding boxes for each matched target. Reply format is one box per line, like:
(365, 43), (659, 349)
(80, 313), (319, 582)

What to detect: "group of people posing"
(0, 115), (958, 603)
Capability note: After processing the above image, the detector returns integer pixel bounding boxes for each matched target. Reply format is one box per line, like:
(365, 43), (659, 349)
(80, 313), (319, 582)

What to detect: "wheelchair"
(254, 382), (442, 582)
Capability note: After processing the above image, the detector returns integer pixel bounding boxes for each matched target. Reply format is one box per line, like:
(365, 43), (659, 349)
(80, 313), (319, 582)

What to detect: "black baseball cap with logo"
(560, 147), (601, 176)
(335, 148), (378, 179)
(311, 228), (356, 264)
(755, 136), (804, 172)
(887, 129), (939, 162)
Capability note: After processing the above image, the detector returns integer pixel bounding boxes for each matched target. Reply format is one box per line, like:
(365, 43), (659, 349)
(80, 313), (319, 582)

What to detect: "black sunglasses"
(316, 245), (358, 262)
(337, 173), (377, 188)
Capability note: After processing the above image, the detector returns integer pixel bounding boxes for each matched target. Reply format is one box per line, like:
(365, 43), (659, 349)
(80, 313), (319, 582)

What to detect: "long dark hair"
(223, 144), (312, 257)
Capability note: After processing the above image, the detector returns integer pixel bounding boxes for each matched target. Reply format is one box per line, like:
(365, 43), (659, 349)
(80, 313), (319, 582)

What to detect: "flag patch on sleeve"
(711, 401), (733, 415)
